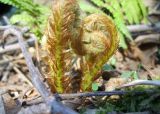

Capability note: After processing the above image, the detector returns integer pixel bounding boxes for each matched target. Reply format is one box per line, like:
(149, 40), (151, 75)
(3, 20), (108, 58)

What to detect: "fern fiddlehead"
(44, 0), (119, 93)
(71, 14), (119, 91)
(43, 0), (80, 93)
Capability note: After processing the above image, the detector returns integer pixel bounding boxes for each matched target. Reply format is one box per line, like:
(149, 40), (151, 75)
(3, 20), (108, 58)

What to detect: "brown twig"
(22, 96), (43, 106)
(23, 89), (158, 106)
(0, 55), (23, 65)
(1, 63), (13, 82)
(141, 64), (156, 78)
(0, 25), (11, 31)
(2, 16), (10, 25)
(0, 84), (30, 94)
(127, 22), (160, 33)
(59, 90), (158, 99)
(13, 66), (33, 86)
(2, 55), (33, 86)
(0, 96), (6, 114)
(0, 38), (35, 54)
(32, 34), (40, 65)
(119, 80), (160, 88)
(2, 26), (78, 114)
(135, 34), (160, 46)
(0, 89), (7, 95)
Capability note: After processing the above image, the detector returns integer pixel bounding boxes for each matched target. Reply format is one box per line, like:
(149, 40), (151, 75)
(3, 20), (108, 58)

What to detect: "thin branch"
(0, 25), (11, 31)
(135, 34), (160, 46)
(2, 27), (78, 114)
(23, 89), (158, 105)
(119, 80), (160, 88)
(59, 90), (157, 99)
(127, 22), (160, 33)
(0, 96), (6, 114)
(0, 37), (35, 54)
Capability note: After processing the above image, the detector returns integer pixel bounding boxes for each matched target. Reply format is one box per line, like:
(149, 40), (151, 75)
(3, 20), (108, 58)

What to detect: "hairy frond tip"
(43, 0), (81, 93)
(80, 14), (119, 91)
(82, 14), (119, 57)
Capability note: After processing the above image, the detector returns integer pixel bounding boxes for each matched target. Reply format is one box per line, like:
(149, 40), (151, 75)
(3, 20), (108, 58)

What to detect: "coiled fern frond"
(79, 14), (119, 91)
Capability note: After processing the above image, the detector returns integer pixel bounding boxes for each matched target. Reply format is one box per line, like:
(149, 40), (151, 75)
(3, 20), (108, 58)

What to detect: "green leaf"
(119, 33), (128, 49)
(132, 71), (139, 79)
(137, 0), (148, 23)
(92, 83), (99, 91)
(121, 71), (133, 78)
(10, 12), (34, 26)
(102, 64), (114, 71)
(108, 56), (117, 66)
(79, 0), (104, 14)
(90, 0), (104, 7)
(121, 71), (139, 79)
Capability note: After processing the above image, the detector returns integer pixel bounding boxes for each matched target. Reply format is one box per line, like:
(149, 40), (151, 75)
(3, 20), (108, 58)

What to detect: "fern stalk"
(44, 0), (80, 93)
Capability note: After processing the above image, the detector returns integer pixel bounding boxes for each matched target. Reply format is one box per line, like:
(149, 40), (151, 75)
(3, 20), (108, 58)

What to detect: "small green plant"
(96, 103), (116, 114)
(89, 87), (160, 113)
(121, 71), (139, 80)
(92, 83), (99, 91)
(0, 0), (50, 39)
(79, 0), (148, 49)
